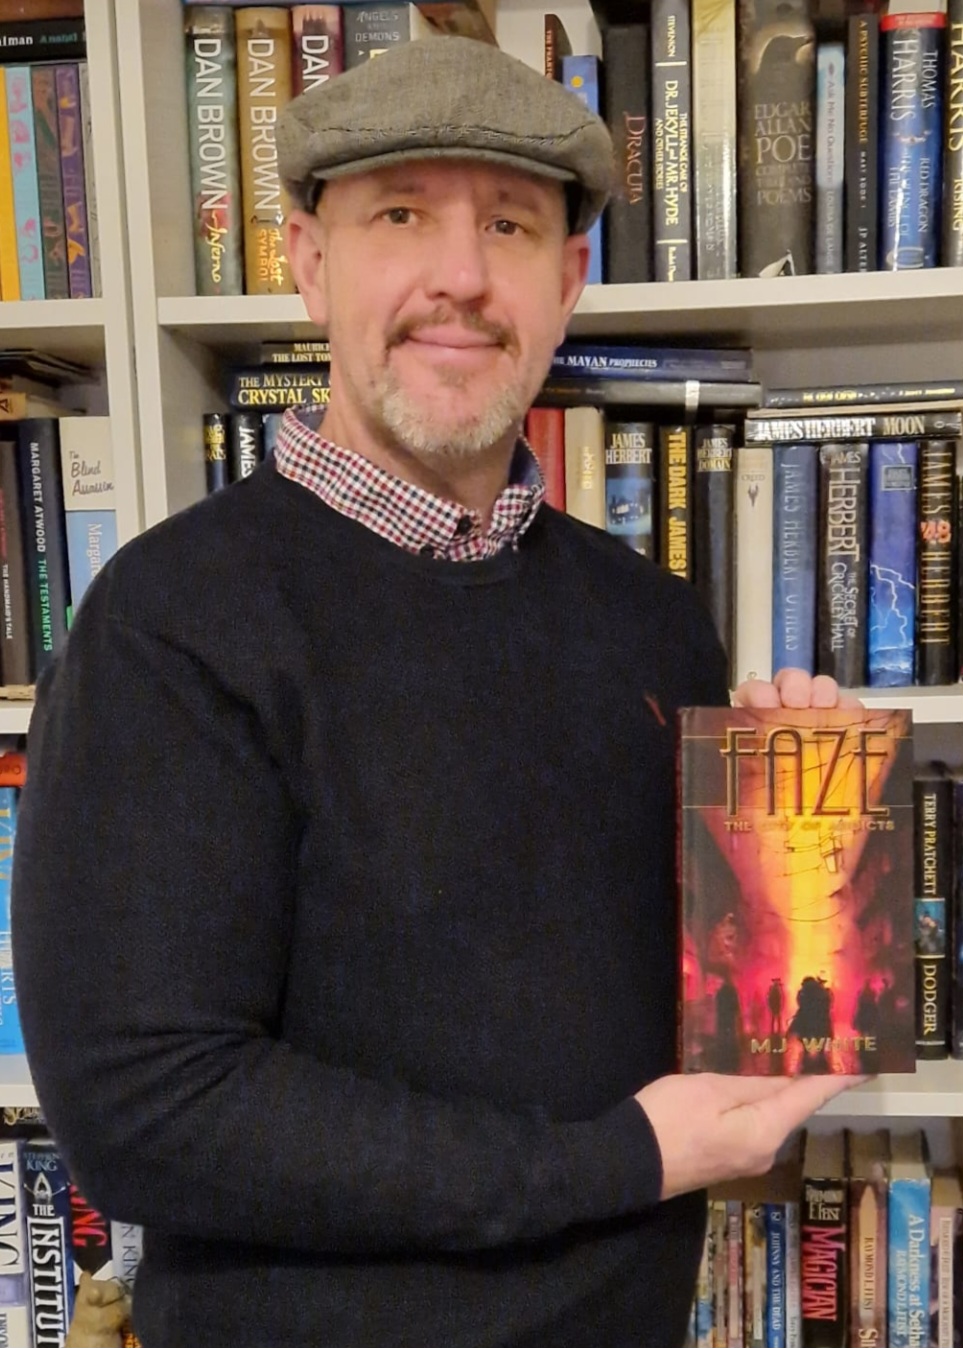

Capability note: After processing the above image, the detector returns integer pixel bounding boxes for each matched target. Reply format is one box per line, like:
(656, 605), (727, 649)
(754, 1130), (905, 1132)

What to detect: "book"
(801, 1131), (847, 1347)
(602, 23), (652, 284)
(737, 0), (815, 278)
(59, 416), (116, 615)
(844, 11), (879, 272)
(815, 42), (844, 275)
(524, 407), (565, 510)
(0, 0), (83, 16)
(563, 405), (605, 527)
(951, 771), (963, 1058)
(0, 787), (21, 1056)
(744, 1201), (767, 1348)
(184, 4), (245, 297)
(745, 405), (963, 443)
(550, 343), (753, 382)
(228, 365), (330, 408)
(0, 16), (85, 63)
(543, 12), (571, 80)
(538, 378), (762, 411)
(5, 66), (43, 300)
(0, 754), (25, 788)
(78, 62), (101, 297)
(913, 769), (953, 1059)
(603, 418), (655, 557)
(879, 8), (944, 269)
(678, 705), (916, 1076)
(772, 442), (817, 678)
(259, 338), (331, 364)
(659, 423), (691, 579)
(203, 412), (229, 493)
(0, 1139), (30, 1348)
(867, 440), (917, 688)
(929, 1171), (963, 1347)
(915, 438), (955, 685)
(944, 0), (963, 265)
(733, 444), (773, 684)
(651, 0), (692, 281)
(69, 1184), (114, 1290)
(764, 380), (963, 407)
(21, 1138), (75, 1346)
(292, 5), (344, 94)
(30, 64), (69, 301)
(228, 410), (264, 480)
(54, 62), (92, 299)
(0, 428), (31, 687)
(887, 1132), (931, 1348)
(846, 1130), (888, 1348)
(342, 4), (435, 68)
(0, 68), (18, 301)
(17, 417), (71, 675)
(816, 441), (868, 688)
(692, 423), (734, 664)
(692, 0), (737, 278)
(562, 55), (603, 284)
(236, 6), (294, 294)
(764, 1202), (788, 1348)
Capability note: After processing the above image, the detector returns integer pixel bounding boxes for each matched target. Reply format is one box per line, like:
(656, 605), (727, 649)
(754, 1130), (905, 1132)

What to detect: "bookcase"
(5, 0), (963, 1133)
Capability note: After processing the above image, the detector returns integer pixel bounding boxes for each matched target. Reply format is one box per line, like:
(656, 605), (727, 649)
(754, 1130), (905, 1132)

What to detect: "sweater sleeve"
(11, 578), (663, 1256)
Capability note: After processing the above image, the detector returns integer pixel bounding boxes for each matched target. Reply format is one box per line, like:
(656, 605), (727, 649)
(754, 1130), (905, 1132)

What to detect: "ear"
(286, 208), (329, 329)
(557, 232), (591, 345)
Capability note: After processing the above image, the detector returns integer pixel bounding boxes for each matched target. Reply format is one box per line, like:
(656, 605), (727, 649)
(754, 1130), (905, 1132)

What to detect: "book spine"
(342, 4), (414, 68)
(764, 381), (963, 407)
(543, 13), (569, 80)
(184, 5), (245, 297)
(563, 406), (605, 527)
(203, 412), (229, 493)
(659, 423), (692, 580)
(228, 410), (264, 481)
(539, 378), (760, 410)
(958, 441), (963, 680)
(69, 1184), (114, 1283)
(915, 438), (956, 684)
(734, 444), (773, 683)
(291, 5), (344, 95)
(772, 442), (817, 677)
(54, 62), (92, 299)
(887, 1177), (931, 1348)
(801, 1176), (847, 1347)
(764, 1204), (787, 1348)
(845, 12), (879, 272)
(785, 1202), (801, 1348)
(0, 1139), (29, 1346)
(736, 0), (815, 278)
(746, 408), (963, 443)
(651, 0), (692, 281)
(930, 1202), (960, 1347)
(0, 434), (31, 686)
(0, 17), (85, 63)
(562, 55), (603, 284)
(524, 407), (565, 511)
(879, 11), (945, 270)
(815, 43), (844, 275)
(952, 774), (963, 1058)
(744, 1203), (766, 1348)
(726, 1200), (743, 1348)
(30, 65), (68, 301)
(236, 6), (294, 295)
(602, 24), (652, 285)
(692, 423), (734, 666)
(551, 344), (752, 382)
(0, 69), (18, 300)
(693, 1216), (713, 1347)
(712, 1199), (729, 1345)
(109, 1220), (142, 1291)
(0, 789), (19, 1058)
(944, 0), (963, 264)
(17, 418), (70, 675)
(261, 410), (283, 457)
(913, 773), (953, 1059)
(21, 1139), (74, 1345)
(848, 1173), (887, 1347)
(59, 417), (116, 615)
(5, 67), (43, 300)
(817, 441), (869, 687)
(692, 0), (737, 278)
(230, 372), (330, 410)
(604, 418), (656, 558)
(77, 62), (100, 298)
(867, 440), (918, 687)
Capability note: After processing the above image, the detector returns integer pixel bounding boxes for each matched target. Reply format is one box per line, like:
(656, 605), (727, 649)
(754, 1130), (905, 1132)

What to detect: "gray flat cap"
(276, 36), (616, 233)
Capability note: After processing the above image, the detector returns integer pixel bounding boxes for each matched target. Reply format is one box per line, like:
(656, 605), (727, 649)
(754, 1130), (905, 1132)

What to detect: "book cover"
(562, 55), (603, 284)
(551, 343), (753, 383)
(54, 62), (92, 299)
(915, 438), (955, 685)
(944, 0), (963, 265)
(17, 417), (71, 674)
(0, 429), (31, 687)
(0, 787), (20, 1057)
(747, 406), (963, 443)
(524, 407), (565, 510)
(913, 769), (953, 1060)
(5, 66), (44, 300)
(0, 1138), (30, 1347)
(563, 405), (605, 527)
(543, 13), (572, 80)
(184, 4), (244, 297)
(228, 364), (330, 406)
(678, 705), (916, 1076)
(786, 1200), (802, 1347)
(203, 412), (229, 493)
(21, 1137), (75, 1346)
(604, 418), (655, 558)
(815, 42), (844, 275)
(764, 381), (963, 408)
(291, 5), (344, 94)
(651, 0), (692, 281)
(888, 1132), (931, 1348)
(602, 23), (652, 284)
(59, 416), (116, 615)
(867, 439), (917, 688)
(845, 11), (879, 272)
(879, 9), (944, 270)
(692, 0), (737, 278)
(30, 64), (69, 301)
(846, 1129), (888, 1348)
(929, 1171), (962, 1348)
(342, 5), (434, 69)
(0, 17), (84, 64)
(816, 441), (868, 689)
(801, 1131), (847, 1348)
(228, 410), (264, 481)
(772, 442), (817, 678)
(693, 423), (734, 666)
(733, 444), (773, 684)
(744, 1202), (767, 1348)
(236, 6), (295, 294)
(659, 423), (691, 580)
(77, 62), (100, 298)
(737, 0), (815, 278)
(765, 1203), (787, 1348)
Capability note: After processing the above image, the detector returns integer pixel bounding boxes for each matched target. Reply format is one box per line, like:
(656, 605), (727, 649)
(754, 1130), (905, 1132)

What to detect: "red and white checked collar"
(273, 406), (545, 561)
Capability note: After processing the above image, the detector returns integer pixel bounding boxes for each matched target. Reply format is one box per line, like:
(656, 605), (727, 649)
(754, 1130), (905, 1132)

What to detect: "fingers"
(731, 678), (782, 708)
(733, 669), (862, 711)
(751, 1073), (868, 1138)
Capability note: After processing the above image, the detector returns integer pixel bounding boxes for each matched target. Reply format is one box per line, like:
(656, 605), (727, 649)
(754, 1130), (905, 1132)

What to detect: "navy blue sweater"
(12, 463), (729, 1348)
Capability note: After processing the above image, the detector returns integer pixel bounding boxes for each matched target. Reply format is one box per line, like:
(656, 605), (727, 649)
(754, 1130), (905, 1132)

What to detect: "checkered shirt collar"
(273, 405), (545, 561)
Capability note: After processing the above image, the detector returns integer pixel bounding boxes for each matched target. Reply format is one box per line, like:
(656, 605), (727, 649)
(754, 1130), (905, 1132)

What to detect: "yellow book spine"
(0, 70), (21, 302)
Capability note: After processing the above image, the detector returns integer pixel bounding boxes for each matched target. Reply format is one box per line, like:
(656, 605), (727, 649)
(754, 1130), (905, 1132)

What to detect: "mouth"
(402, 329), (501, 351)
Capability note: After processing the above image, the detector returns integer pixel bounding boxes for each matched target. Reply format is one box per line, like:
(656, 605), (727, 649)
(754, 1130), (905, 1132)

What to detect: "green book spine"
(30, 64), (69, 300)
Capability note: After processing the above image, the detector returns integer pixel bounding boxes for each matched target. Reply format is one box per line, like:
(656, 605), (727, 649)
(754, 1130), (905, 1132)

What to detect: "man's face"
(287, 159), (589, 463)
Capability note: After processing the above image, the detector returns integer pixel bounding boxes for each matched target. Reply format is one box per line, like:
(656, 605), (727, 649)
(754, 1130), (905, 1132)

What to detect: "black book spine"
(651, 0), (692, 281)
(914, 771), (953, 1060)
(16, 418), (69, 678)
(0, 17), (84, 63)
(228, 411), (265, 482)
(845, 12), (879, 272)
(693, 423), (735, 672)
(0, 433), (31, 686)
(817, 441), (869, 687)
(203, 413), (229, 494)
(944, 0), (963, 266)
(602, 23), (653, 283)
(956, 442), (963, 679)
(916, 439), (956, 685)
(603, 419), (656, 558)
(801, 1175), (848, 1347)
(659, 423), (692, 580)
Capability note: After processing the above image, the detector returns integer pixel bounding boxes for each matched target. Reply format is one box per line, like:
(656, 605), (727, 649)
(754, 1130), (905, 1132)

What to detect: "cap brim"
(310, 144), (578, 188)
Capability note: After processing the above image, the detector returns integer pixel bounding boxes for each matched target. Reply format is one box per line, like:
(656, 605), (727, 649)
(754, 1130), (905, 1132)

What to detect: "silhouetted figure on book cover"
(712, 975), (742, 1073)
(767, 977), (785, 1038)
(789, 975), (833, 1073)
(853, 980), (882, 1073)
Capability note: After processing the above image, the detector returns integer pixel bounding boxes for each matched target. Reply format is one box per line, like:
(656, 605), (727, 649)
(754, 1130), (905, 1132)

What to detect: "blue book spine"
(562, 55), (603, 283)
(879, 11), (944, 269)
(765, 1203), (787, 1348)
(0, 788), (20, 1057)
(551, 343), (752, 382)
(21, 1138), (75, 1344)
(816, 42), (845, 273)
(5, 66), (44, 301)
(868, 439), (917, 687)
(772, 443), (817, 676)
(888, 1176), (930, 1347)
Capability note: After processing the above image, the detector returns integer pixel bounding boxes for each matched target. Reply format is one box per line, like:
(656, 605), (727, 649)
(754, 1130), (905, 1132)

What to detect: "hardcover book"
(915, 438), (955, 685)
(692, 423), (734, 664)
(867, 440), (917, 688)
(944, 0), (963, 265)
(602, 23), (652, 283)
(236, 7), (294, 293)
(651, 0), (692, 280)
(815, 41), (844, 274)
(845, 11), (879, 272)
(604, 418), (655, 558)
(678, 704), (915, 1076)
(291, 5), (344, 94)
(772, 441), (817, 678)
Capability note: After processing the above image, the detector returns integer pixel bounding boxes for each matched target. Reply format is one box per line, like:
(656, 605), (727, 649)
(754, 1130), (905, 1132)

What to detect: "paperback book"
(679, 705), (916, 1076)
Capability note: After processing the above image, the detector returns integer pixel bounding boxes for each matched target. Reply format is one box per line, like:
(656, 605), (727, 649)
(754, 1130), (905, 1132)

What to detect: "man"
(12, 38), (861, 1348)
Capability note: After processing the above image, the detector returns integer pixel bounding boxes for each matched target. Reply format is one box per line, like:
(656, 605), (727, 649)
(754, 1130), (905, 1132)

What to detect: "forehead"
(324, 157), (566, 215)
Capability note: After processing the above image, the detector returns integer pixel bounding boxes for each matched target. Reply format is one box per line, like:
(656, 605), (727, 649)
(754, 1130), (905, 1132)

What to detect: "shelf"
(0, 702), (31, 736)
(158, 294), (313, 353)
(819, 1058), (963, 1117)
(0, 1056), (37, 1108)
(856, 686), (963, 723)
(0, 299), (106, 363)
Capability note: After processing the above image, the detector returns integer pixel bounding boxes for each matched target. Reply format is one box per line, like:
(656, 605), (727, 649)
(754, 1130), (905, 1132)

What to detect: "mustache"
(386, 308), (516, 350)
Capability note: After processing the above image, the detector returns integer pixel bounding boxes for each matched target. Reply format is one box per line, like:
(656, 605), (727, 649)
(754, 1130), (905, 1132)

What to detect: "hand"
(634, 1071), (866, 1201)
(732, 667), (863, 711)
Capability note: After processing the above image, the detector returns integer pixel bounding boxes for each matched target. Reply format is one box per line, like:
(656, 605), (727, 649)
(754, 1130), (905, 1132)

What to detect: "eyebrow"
(366, 177), (550, 215)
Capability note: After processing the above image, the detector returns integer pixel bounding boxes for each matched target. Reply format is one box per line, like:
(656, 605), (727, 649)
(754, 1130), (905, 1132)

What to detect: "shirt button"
(454, 515), (473, 537)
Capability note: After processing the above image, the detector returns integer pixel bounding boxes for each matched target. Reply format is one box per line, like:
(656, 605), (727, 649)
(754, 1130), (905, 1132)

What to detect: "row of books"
(683, 1129), (955, 1348)
(182, 1), (494, 297)
(553, 0), (963, 283)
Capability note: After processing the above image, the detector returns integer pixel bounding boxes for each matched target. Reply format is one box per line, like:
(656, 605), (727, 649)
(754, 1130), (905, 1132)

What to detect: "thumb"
(758, 1074), (868, 1135)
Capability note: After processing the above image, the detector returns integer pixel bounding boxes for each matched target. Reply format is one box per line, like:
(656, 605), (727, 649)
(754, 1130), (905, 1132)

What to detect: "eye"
(382, 207), (414, 225)
(491, 218), (523, 236)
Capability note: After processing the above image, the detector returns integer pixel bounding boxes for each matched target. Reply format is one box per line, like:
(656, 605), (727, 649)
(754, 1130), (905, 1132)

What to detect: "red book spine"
(524, 407), (565, 510)
(292, 5), (345, 95)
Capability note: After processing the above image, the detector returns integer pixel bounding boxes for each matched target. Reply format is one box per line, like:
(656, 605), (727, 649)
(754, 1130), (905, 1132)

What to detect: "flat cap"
(276, 36), (616, 233)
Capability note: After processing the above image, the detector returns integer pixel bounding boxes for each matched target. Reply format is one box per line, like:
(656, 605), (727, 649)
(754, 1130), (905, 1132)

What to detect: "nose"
(423, 211), (491, 305)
